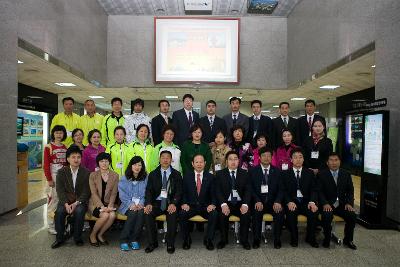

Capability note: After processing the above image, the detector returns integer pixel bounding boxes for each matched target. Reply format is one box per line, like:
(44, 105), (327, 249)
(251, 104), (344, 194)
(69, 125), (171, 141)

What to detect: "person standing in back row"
(298, 99), (326, 146)
(101, 97), (125, 147)
(272, 102), (299, 149)
(223, 97), (249, 143)
(199, 100), (227, 146)
(151, 100), (172, 146)
(124, 98), (152, 144)
(172, 94), (199, 148)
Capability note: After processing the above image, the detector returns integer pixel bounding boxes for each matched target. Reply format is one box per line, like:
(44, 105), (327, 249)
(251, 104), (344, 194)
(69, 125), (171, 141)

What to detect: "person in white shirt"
(124, 98), (152, 144)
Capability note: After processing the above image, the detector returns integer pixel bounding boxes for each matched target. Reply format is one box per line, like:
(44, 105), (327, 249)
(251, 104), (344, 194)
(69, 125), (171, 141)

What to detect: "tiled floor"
(1, 205), (400, 266)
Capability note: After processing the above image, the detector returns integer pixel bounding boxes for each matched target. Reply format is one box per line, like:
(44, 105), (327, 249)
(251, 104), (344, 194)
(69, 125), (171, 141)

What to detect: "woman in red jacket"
(271, 129), (298, 171)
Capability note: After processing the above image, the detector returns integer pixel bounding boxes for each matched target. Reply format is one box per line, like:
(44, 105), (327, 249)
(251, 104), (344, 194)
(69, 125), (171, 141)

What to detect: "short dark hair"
(281, 128), (293, 138)
(72, 128), (84, 140)
(51, 125), (67, 142)
(290, 147), (304, 158)
(125, 156), (147, 181)
(96, 152), (112, 166)
(132, 98), (144, 108)
(225, 150), (239, 160)
(66, 145), (82, 158)
(159, 150), (172, 158)
(158, 99), (170, 107)
(311, 118), (326, 129)
(279, 101), (290, 108)
(305, 99), (316, 107)
(192, 153), (205, 162)
(182, 94), (194, 101)
(111, 97), (123, 106)
(230, 124), (245, 140)
(328, 152), (341, 160)
(136, 124), (150, 139)
(161, 124), (175, 137)
(62, 97), (75, 104)
(114, 126), (126, 136)
(87, 129), (101, 144)
(255, 133), (269, 143)
(84, 99), (95, 105)
(189, 123), (203, 135)
(229, 96), (241, 104)
(206, 100), (216, 106)
(259, 146), (273, 156)
(251, 100), (262, 107)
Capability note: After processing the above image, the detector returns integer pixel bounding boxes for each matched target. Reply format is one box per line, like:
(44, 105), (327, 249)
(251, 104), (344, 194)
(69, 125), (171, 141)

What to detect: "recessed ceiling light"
(27, 96), (43, 99)
(261, 110), (271, 113)
(55, 82), (76, 87)
(272, 105), (279, 108)
(291, 97), (306, 101)
(352, 99), (366, 102)
(371, 65), (376, 68)
(319, 85), (340, 90)
(229, 96), (243, 100)
(165, 96), (178, 99)
(89, 95), (104, 99)
(315, 111), (320, 114)
(124, 108), (132, 111)
(17, 60), (24, 64)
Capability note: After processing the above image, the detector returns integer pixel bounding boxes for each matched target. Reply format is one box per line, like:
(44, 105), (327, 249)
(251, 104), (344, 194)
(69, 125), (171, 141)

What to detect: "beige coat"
(88, 170), (119, 213)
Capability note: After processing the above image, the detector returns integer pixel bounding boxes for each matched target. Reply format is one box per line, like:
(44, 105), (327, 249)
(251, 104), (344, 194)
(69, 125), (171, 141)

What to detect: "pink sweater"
(271, 144), (298, 170)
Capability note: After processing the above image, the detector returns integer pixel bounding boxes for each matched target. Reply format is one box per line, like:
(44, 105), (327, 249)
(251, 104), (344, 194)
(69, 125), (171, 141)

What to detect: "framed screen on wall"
(154, 17), (240, 83)
(363, 113), (384, 175)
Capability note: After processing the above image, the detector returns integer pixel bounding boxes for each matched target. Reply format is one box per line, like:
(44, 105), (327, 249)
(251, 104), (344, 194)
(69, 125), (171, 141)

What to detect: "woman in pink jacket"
(272, 129), (298, 171)
(82, 129), (106, 171)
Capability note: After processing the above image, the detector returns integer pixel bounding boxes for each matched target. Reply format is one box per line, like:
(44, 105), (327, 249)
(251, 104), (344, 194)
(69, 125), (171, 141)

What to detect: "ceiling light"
(165, 96), (178, 99)
(352, 99), (366, 102)
(314, 111), (320, 114)
(272, 105), (279, 108)
(229, 96), (243, 100)
(89, 95), (104, 99)
(261, 110), (271, 113)
(319, 85), (340, 90)
(291, 97), (306, 101)
(124, 108), (132, 111)
(371, 65), (376, 68)
(17, 60), (24, 64)
(27, 96), (43, 99)
(55, 82), (76, 87)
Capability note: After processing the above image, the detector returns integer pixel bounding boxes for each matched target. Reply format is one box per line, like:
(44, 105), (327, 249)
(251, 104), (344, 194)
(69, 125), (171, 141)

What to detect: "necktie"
(230, 171), (237, 204)
(296, 170), (300, 189)
(161, 170), (167, 211)
(263, 168), (269, 185)
(333, 171), (338, 185)
(196, 173), (202, 195)
(209, 117), (214, 131)
(283, 117), (288, 127)
(308, 117), (312, 135)
(164, 115), (168, 124)
(333, 170), (339, 208)
(233, 114), (237, 125)
(188, 112), (193, 126)
(254, 117), (260, 137)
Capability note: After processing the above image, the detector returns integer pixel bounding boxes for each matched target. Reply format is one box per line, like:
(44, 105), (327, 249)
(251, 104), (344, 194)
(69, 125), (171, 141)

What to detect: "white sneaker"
(48, 226), (57, 235)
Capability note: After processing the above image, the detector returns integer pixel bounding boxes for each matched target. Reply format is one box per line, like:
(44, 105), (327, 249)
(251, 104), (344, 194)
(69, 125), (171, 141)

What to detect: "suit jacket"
(199, 115), (227, 144)
(215, 168), (251, 206)
(88, 170), (119, 213)
(182, 171), (216, 208)
(223, 112), (249, 142)
(272, 116), (299, 148)
(247, 115), (273, 146)
(145, 165), (183, 207)
(151, 114), (172, 146)
(298, 114), (327, 146)
(249, 165), (282, 204)
(56, 166), (91, 205)
(281, 168), (318, 205)
(317, 168), (354, 207)
(172, 108), (199, 147)
(303, 136), (333, 170)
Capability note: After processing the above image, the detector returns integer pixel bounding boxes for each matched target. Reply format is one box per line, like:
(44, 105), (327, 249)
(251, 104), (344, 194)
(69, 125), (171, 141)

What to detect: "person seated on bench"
(281, 147), (319, 248)
(51, 145), (91, 249)
(179, 154), (218, 251)
(118, 156), (148, 251)
(318, 152), (357, 249)
(144, 150), (182, 254)
(215, 150), (252, 250)
(88, 152), (118, 247)
(250, 146), (284, 249)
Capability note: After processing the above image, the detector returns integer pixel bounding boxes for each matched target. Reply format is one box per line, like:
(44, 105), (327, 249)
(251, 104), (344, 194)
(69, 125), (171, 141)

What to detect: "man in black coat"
(281, 148), (319, 248)
(272, 102), (299, 149)
(247, 100), (273, 147)
(144, 150), (183, 254)
(151, 100), (172, 146)
(250, 146), (284, 249)
(172, 94), (199, 147)
(199, 100), (227, 146)
(223, 97), (249, 143)
(179, 154), (218, 250)
(215, 150), (252, 250)
(298, 99), (327, 146)
(318, 152), (357, 249)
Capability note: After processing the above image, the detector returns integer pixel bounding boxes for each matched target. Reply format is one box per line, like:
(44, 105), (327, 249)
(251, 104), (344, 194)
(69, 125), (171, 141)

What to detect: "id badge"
(132, 197), (140, 205)
(282, 163), (289, 170)
(261, 185), (268, 194)
(116, 162), (123, 169)
(215, 164), (222, 171)
(232, 190), (241, 201)
(67, 130), (72, 137)
(160, 189), (167, 199)
(311, 151), (319, 159)
(297, 190), (303, 198)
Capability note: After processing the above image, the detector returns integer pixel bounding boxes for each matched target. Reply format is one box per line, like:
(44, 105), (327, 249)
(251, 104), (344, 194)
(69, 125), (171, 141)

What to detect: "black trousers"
(120, 209), (145, 243)
(286, 202), (318, 243)
(252, 202), (284, 242)
(55, 203), (87, 242)
(179, 205), (218, 241)
(218, 202), (250, 244)
(321, 206), (356, 242)
(145, 205), (178, 246)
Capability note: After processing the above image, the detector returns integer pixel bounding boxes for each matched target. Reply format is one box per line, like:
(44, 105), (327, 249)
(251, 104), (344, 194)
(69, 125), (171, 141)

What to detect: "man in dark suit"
(250, 146), (284, 249)
(51, 146), (91, 249)
(247, 100), (273, 147)
(199, 100), (227, 146)
(298, 99), (327, 146)
(272, 102), (299, 149)
(223, 97), (249, 143)
(172, 94), (199, 147)
(151, 100), (172, 146)
(281, 148), (319, 248)
(318, 152), (357, 249)
(215, 150), (252, 250)
(179, 154), (218, 250)
(144, 150), (183, 254)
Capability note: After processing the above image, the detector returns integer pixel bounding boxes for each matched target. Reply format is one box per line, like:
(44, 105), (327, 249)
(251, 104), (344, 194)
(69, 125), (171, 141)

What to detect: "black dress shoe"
(205, 240), (214, 250)
(145, 244), (158, 253)
(344, 241), (357, 250)
(51, 240), (64, 249)
(97, 237), (109, 246)
(75, 239), (84, 246)
(217, 241), (226, 249)
(167, 245), (175, 254)
(290, 240), (298, 247)
(252, 240), (260, 249)
(182, 240), (191, 250)
(274, 240), (282, 249)
(322, 239), (330, 248)
(242, 242), (251, 250)
(89, 238), (100, 247)
(306, 239), (319, 248)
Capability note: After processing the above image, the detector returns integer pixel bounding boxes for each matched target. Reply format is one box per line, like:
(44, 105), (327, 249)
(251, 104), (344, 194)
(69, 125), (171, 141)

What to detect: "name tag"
(297, 190), (303, 198)
(116, 162), (123, 169)
(232, 190), (242, 201)
(160, 189), (167, 199)
(311, 151), (319, 159)
(94, 167), (99, 172)
(215, 164), (222, 171)
(261, 185), (268, 194)
(67, 130), (72, 137)
(132, 198), (140, 205)
(282, 163), (289, 170)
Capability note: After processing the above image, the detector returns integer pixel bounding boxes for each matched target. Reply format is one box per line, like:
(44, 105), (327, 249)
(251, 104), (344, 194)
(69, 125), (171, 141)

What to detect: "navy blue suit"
(172, 108), (199, 147)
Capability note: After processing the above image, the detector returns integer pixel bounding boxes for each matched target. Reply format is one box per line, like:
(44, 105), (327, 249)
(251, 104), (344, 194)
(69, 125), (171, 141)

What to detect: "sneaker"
(120, 243), (130, 251)
(130, 242), (140, 250)
(48, 225), (57, 235)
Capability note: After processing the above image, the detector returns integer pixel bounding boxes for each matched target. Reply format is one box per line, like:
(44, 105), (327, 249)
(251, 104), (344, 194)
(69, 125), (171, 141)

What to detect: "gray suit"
(223, 112), (249, 142)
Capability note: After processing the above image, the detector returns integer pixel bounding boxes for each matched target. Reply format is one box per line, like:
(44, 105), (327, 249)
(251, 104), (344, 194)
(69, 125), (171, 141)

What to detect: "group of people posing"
(45, 94), (357, 253)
